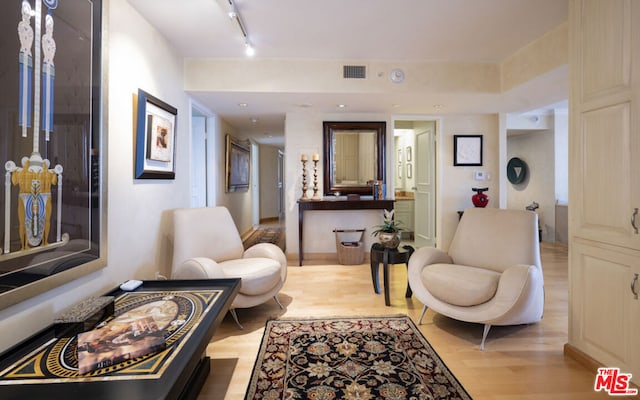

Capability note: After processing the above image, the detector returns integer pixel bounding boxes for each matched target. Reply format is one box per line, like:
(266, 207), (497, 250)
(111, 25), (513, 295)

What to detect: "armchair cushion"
(423, 264), (500, 307)
(219, 258), (282, 296)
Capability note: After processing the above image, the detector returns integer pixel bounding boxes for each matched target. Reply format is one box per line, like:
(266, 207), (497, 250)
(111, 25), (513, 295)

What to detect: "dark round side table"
(370, 243), (415, 306)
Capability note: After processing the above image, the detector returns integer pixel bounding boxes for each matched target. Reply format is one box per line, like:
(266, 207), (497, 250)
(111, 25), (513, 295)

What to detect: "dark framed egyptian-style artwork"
(225, 134), (250, 192)
(134, 89), (177, 179)
(0, 0), (105, 310)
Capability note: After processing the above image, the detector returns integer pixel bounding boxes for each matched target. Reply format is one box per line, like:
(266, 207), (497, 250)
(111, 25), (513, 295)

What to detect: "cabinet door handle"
(632, 208), (639, 234)
(632, 273), (639, 300)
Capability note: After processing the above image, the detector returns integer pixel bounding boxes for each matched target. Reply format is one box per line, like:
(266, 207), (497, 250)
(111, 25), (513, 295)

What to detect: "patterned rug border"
(245, 314), (472, 400)
(242, 227), (285, 251)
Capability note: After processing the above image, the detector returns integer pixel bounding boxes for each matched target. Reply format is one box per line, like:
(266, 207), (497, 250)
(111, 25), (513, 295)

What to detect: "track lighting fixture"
(226, 0), (254, 57)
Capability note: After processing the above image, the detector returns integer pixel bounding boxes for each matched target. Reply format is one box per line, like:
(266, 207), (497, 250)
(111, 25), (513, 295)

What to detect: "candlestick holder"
(312, 159), (322, 200)
(300, 159), (309, 200)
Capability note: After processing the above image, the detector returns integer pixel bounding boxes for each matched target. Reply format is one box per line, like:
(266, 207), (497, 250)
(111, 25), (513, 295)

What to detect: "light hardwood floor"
(198, 243), (612, 399)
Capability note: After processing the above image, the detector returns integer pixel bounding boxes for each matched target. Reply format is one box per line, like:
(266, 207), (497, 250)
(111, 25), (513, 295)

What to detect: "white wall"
(0, 0), (191, 352)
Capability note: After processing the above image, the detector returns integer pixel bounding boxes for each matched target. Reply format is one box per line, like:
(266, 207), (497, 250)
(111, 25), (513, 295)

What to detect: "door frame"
(189, 99), (217, 207)
(392, 115), (442, 248)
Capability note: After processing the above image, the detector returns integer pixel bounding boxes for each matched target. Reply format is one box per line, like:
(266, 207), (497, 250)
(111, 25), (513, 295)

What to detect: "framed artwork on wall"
(226, 134), (250, 192)
(453, 134), (483, 166)
(0, 0), (105, 309)
(135, 89), (178, 179)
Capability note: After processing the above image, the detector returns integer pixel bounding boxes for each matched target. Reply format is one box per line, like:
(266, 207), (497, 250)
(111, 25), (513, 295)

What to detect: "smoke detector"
(390, 68), (405, 83)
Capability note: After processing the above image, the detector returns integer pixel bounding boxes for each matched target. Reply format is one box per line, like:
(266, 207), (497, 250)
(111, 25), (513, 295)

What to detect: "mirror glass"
(323, 121), (386, 196)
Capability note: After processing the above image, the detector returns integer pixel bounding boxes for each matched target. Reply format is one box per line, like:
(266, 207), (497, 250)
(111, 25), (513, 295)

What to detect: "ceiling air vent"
(343, 65), (366, 79)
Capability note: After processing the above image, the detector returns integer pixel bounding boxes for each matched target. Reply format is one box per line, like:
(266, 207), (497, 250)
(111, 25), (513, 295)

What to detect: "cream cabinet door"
(570, 240), (639, 378)
(570, 0), (640, 250)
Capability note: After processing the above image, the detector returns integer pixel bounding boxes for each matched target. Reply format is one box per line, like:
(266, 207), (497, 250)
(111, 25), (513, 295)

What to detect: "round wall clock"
(507, 157), (528, 184)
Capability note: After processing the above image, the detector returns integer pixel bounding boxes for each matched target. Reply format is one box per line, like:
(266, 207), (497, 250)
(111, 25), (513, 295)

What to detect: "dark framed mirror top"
(323, 121), (386, 196)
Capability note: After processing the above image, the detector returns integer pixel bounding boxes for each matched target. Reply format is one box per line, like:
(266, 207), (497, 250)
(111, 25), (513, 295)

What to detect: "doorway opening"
(392, 117), (438, 248)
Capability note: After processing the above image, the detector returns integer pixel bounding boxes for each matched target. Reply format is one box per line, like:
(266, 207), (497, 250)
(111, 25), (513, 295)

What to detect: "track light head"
(245, 40), (255, 57)
(227, 3), (237, 19)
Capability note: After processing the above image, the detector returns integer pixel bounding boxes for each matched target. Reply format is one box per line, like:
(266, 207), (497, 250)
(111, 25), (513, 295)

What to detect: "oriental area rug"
(245, 316), (472, 400)
(243, 226), (285, 251)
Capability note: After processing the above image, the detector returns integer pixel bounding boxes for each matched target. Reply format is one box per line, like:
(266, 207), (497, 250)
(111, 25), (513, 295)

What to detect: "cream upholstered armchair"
(171, 207), (287, 328)
(408, 207), (544, 350)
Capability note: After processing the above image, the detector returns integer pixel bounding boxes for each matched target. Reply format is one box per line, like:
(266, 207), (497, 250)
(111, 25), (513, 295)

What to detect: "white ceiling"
(128, 0), (569, 145)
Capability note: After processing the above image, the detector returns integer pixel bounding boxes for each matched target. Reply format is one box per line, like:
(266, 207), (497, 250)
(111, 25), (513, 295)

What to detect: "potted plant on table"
(372, 209), (404, 249)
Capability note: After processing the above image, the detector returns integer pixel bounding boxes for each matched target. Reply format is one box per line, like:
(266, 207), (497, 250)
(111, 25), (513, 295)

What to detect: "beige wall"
(0, 0), (192, 352)
(284, 112), (393, 260)
(215, 119), (253, 235)
(507, 131), (556, 241)
(284, 112), (501, 257)
(439, 115), (500, 250)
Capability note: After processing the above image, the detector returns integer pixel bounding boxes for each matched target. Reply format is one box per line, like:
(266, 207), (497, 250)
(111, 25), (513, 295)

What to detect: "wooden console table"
(297, 199), (394, 266)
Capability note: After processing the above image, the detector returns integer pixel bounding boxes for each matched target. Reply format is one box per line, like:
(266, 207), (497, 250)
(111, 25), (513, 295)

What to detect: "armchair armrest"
(408, 247), (453, 272)
(173, 257), (225, 279)
(490, 264), (544, 324)
(243, 243), (288, 281)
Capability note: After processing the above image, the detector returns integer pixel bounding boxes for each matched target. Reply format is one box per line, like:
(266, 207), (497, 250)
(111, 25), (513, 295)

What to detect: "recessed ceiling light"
(238, 102), (248, 108)
(337, 104), (347, 109)
(251, 117), (258, 124)
(433, 104), (444, 110)
(299, 103), (313, 108)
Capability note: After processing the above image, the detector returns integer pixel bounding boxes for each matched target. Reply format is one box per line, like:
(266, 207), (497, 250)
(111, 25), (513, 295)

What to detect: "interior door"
(414, 127), (436, 247)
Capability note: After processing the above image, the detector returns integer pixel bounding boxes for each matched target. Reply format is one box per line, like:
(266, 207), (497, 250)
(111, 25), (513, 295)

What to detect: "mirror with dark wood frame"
(323, 121), (386, 196)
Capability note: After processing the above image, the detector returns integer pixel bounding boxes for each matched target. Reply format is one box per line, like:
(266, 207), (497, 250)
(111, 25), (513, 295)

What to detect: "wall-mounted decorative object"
(507, 157), (528, 184)
(407, 163), (413, 179)
(406, 146), (412, 162)
(453, 134), (483, 166)
(226, 134), (250, 192)
(135, 89), (177, 179)
(0, 0), (104, 310)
